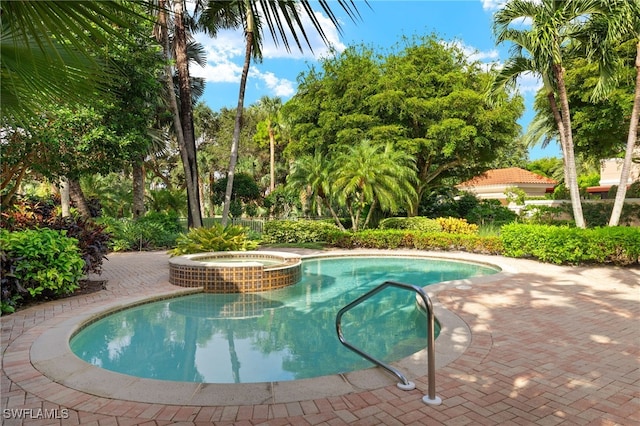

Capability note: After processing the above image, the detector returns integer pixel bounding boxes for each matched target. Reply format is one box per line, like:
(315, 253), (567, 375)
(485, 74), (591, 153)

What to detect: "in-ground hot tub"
(169, 251), (302, 293)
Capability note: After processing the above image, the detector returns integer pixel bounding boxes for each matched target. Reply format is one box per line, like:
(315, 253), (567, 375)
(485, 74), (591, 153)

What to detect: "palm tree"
(287, 151), (344, 228)
(1, 1), (137, 125)
(492, 0), (609, 228)
(580, 0), (640, 226)
(197, 0), (363, 226)
(257, 96), (283, 192)
(332, 140), (418, 231)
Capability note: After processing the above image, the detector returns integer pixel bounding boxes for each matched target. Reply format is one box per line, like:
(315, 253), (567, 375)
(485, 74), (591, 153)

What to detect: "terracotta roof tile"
(457, 167), (557, 187)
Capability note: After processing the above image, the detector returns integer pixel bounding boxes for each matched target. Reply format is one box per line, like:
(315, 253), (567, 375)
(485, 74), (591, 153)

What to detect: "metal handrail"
(335, 280), (442, 405)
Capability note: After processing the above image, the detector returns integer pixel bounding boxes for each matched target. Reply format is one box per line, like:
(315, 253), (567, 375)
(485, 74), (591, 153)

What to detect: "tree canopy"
(283, 34), (524, 214)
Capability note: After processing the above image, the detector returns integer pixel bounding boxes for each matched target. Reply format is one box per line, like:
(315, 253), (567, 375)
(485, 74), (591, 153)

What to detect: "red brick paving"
(2, 250), (639, 425)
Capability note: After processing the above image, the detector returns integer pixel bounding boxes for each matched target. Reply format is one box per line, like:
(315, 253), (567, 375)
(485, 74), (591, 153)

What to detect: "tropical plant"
(196, 0), (363, 226)
(255, 96), (283, 192)
(1, 1), (138, 124)
(491, 0), (610, 228)
(287, 151), (342, 225)
(284, 36), (523, 214)
(332, 140), (418, 231)
(169, 223), (258, 255)
(1, 229), (85, 306)
(153, 0), (204, 229)
(580, 0), (640, 226)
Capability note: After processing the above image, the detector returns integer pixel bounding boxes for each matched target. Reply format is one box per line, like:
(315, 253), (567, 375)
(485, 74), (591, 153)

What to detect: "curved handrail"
(335, 280), (441, 405)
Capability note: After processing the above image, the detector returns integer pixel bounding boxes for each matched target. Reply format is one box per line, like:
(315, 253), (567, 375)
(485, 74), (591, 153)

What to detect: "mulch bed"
(6, 279), (108, 314)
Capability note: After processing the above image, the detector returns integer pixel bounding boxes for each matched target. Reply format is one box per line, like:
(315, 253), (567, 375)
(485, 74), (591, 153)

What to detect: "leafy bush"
(262, 220), (342, 244)
(419, 190), (479, 219)
(1, 195), (110, 275)
(436, 217), (479, 235)
(466, 199), (517, 226)
(328, 229), (502, 254)
(47, 216), (110, 275)
(521, 204), (570, 225)
(170, 224), (258, 256)
(379, 217), (442, 232)
(501, 224), (640, 265)
(1, 229), (85, 313)
(627, 181), (640, 198)
(98, 212), (181, 251)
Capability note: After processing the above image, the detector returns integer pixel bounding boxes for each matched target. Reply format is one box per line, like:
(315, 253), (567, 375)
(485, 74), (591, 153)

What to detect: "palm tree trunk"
(554, 64), (586, 228)
(132, 159), (145, 218)
(222, 8), (254, 226)
(363, 199), (377, 229)
(609, 39), (640, 226)
(269, 126), (276, 192)
(173, 0), (202, 228)
(157, 0), (193, 224)
(546, 91), (571, 189)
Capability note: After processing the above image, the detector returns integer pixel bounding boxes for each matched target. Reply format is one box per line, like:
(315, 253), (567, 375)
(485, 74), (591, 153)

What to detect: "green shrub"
(466, 199), (517, 226)
(0, 195), (110, 275)
(522, 204), (570, 225)
(1, 229), (85, 313)
(262, 220), (342, 244)
(436, 217), (479, 235)
(169, 224), (258, 256)
(501, 224), (640, 265)
(627, 181), (640, 198)
(98, 212), (181, 251)
(331, 229), (502, 254)
(379, 217), (442, 232)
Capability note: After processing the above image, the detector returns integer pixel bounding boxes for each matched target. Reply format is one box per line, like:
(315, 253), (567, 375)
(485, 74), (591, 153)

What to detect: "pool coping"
(28, 250), (516, 406)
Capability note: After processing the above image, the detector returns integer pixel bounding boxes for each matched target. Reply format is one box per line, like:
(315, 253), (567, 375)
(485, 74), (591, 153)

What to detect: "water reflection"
(71, 257), (496, 383)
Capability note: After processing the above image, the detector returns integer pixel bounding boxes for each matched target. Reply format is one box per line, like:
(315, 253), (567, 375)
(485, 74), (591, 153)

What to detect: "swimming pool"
(70, 256), (498, 383)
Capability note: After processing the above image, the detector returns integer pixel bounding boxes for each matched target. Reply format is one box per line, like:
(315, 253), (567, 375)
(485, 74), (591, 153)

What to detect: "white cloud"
(255, 71), (296, 97)
(191, 31), (244, 82)
(449, 40), (500, 63)
(515, 71), (542, 95)
(481, 0), (508, 11)
(191, 6), (345, 100)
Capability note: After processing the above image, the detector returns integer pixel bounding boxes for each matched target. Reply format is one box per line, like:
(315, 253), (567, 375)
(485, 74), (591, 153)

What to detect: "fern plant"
(169, 224), (258, 256)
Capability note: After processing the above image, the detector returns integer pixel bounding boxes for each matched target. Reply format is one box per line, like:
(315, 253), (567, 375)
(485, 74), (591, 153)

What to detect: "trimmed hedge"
(501, 224), (640, 265)
(379, 217), (441, 232)
(328, 230), (502, 254)
(261, 219), (638, 266)
(262, 220), (342, 244)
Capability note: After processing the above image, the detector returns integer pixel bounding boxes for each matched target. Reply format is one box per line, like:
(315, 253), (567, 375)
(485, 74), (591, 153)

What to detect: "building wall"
(459, 183), (553, 204)
(600, 157), (640, 186)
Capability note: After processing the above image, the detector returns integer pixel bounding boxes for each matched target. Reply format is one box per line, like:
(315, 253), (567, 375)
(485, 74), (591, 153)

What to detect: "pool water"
(70, 256), (497, 383)
(202, 258), (283, 266)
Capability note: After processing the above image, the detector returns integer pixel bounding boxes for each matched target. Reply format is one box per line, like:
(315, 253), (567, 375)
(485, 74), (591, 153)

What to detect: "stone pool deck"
(1, 249), (639, 425)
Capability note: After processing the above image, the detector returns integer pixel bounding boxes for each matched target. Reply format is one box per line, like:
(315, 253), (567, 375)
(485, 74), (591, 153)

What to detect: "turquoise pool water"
(70, 256), (497, 383)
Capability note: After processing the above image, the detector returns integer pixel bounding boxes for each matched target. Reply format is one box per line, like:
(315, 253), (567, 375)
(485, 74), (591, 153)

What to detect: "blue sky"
(192, 0), (561, 160)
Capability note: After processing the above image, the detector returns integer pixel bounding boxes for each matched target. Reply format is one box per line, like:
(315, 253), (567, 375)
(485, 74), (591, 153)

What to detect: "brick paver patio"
(1, 250), (639, 425)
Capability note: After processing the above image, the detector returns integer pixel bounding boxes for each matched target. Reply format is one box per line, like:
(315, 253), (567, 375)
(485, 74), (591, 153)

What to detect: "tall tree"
(197, 0), (363, 225)
(284, 36), (523, 214)
(491, 0), (608, 228)
(174, 0), (203, 228)
(256, 96), (283, 192)
(582, 0), (640, 226)
(287, 151), (343, 227)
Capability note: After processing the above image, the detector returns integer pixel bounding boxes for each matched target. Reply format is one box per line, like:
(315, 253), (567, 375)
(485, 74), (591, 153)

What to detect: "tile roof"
(457, 167), (558, 187)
